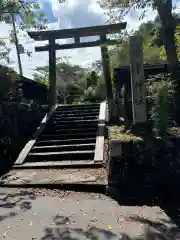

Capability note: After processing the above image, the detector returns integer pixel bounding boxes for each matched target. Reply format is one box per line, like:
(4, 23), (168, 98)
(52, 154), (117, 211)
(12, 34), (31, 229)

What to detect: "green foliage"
(108, 21), (163, 66)
(0, 65), (19, 100)
(84, 87), (97, 102)
(33, 58), (108, 104)
(0, 0), (66, 64)
(33, 66), (49, 86)
(90, 60), (103, 75)
(0, 0), (51, 61)
(0, 39), (10, 62)
(100, 0), (179, 80)
(0, 0), (48, 29)
(33, 58), (86, 91)
(147, 74), (175, 137)
(159, 24), (180, 61)
(110, 40), (130, 66)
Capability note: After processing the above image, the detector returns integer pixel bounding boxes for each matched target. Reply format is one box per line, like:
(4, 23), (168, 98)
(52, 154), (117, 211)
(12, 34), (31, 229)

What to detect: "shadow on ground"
(127, 215), (180, 239)
(108, 181), (180, 235)
(41, 219), (119, 240)
(0, 186), (179, 239)
(40, 214), (180, 240)
(0, 189), (36, 222)
(39, 180), (180, 239)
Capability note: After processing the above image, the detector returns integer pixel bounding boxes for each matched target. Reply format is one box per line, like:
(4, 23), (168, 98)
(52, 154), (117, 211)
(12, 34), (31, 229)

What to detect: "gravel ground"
(31, 188), (107, 199)
(1, 167), (108, 186)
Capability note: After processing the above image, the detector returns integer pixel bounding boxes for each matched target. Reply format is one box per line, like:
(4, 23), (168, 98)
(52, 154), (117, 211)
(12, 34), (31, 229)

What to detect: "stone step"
(43, 127), (97, 135)
(38, 132), (97, 141)
(55, 108), (99, 114)
(14, 160), (99, 168)
(32, 143), (95, 153)
(55, 107), (99, 112)
(35, 138), (96, 146)
(52, 111), (99, 118)
(26, 150), (95, 162)
(46, 122), (97, 130)
(55, 107), (100, 113)
(48, 119), (98, 126)
(56, 103), (100, 110)
(51, 115), (98, 121)
(55, 106), (99, 111)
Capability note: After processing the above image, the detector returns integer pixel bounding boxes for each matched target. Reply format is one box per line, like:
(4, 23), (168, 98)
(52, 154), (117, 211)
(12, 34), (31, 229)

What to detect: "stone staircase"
(14, 102), (107, 168)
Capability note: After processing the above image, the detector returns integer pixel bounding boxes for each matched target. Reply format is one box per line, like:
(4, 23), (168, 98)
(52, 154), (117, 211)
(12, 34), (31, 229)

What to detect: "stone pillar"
(48, 39), (57, 111)
(129, 36), (147, 124)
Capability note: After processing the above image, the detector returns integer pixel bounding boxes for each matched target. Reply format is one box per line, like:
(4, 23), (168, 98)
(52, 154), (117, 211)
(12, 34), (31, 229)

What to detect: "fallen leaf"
(29, 221), (32, 226)
(117, 217), (125, 222)
(90, 218), (97, 223)
(152, 206), (160, 209)
(108, 224), (112, 230)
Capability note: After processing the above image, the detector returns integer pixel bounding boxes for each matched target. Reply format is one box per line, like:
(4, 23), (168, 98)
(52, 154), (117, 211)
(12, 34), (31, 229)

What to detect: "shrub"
(147, 74), (175, 137)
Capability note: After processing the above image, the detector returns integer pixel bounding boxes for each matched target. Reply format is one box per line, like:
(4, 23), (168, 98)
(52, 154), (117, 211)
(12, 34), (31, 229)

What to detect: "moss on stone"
(167, 127), (180, 137)
(108, 125), (143, 142)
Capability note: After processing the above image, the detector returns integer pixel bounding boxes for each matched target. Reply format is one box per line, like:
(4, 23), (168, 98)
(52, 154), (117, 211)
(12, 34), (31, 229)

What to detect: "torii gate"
(28, 22), (127, 111)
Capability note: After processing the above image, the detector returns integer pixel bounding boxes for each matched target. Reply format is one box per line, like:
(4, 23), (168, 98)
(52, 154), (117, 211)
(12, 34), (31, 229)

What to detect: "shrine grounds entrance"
(28, 22), (127, 110)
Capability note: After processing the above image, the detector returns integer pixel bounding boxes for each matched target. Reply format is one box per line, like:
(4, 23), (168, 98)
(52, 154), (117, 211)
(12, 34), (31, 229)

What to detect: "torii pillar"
(48, 39), (56, 111)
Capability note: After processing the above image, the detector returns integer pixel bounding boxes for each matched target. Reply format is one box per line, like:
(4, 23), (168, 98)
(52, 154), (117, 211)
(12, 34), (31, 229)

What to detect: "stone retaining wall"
(107, 137), (180, 198)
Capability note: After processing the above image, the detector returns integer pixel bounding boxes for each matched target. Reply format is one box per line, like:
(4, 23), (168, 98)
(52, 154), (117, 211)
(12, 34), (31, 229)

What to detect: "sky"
(0, 0), (179, 78)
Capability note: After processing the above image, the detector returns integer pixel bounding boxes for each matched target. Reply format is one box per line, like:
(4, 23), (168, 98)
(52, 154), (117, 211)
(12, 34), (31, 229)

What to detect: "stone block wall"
(107, 137), (180, 198)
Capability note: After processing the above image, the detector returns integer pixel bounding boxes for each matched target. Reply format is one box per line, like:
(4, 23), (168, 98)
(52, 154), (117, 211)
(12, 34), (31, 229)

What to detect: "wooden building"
(14, 77), (48, 104)
(113, 63), (169, 90)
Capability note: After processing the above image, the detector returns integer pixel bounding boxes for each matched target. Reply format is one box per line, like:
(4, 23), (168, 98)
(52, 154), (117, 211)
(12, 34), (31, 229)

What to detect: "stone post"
(129, 36), (147, 124)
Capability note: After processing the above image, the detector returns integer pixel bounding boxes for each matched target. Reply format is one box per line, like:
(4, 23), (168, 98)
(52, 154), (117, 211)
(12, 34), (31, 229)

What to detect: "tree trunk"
(157, 1), (179, 77)
(157, 1), (180, 122)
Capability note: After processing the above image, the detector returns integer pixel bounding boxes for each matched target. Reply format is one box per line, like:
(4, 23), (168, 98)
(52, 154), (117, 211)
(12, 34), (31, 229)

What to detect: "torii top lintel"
(28, 22), (127, 41)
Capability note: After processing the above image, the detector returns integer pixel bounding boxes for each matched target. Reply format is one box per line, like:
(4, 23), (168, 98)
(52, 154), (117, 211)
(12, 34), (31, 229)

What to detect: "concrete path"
(0, 188), (179, 240)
